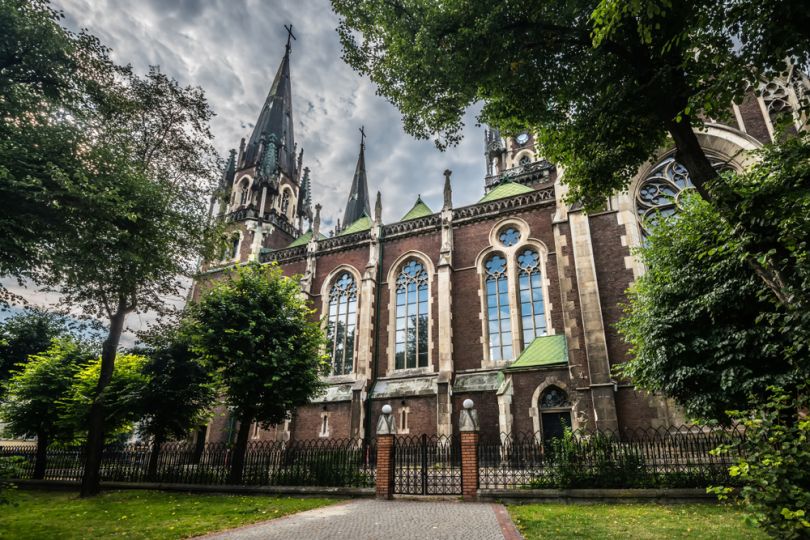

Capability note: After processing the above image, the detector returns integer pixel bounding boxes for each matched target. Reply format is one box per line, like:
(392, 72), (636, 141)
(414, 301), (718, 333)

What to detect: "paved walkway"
(201, 499), (523, 540)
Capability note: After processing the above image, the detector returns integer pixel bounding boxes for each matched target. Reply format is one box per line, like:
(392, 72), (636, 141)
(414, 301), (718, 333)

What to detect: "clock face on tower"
(516, 132), (530, 145)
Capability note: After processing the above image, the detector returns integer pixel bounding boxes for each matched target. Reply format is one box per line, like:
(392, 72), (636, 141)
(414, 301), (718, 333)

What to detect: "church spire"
(242, 26), (297, 179)
(342, 126), (371, 226)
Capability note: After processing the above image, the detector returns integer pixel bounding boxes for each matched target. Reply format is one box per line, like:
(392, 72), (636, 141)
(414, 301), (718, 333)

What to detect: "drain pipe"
(364, 224), (385, 443)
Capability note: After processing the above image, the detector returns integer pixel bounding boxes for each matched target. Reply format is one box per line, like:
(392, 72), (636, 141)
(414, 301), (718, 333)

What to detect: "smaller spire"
(220, 149), (237, 190)
(443, 169), (453, 209)
(374, 191), (382, 223)
(342, 127), (371, 226)
(313, 203), (321, 237)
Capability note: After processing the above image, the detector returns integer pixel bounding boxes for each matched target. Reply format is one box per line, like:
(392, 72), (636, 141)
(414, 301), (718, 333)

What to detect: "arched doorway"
(539, 386), (572, 441)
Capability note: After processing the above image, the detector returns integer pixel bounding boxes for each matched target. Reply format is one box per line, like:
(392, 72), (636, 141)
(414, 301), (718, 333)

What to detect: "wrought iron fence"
(478, 426), (745, 490)
(0, 438), (376, 488)
(393, 434), (461, 495)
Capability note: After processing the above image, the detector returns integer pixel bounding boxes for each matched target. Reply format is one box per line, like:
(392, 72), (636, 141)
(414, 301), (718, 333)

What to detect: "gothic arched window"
(281, 190), (291, 216)
(394, 260), (429, 370)
(539, 386), (572, 441)
(239, 178), (250, 206)
(485, 254), (512, 361)
(326, 272), (357, 375)
(635, 156), (730, 236)
(517, 249), (547, 344)
(229, 234), (240, 260)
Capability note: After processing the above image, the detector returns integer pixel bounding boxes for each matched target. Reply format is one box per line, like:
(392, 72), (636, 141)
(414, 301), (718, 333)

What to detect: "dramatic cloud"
(55, 0), (488, 227)
(6, 0), (489, 341)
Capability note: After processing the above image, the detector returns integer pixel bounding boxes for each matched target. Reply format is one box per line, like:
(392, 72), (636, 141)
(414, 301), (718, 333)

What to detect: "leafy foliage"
(136, 325), (217, 444)
(711, 384), (810, 539)
(0, 456), (23, 505)
(619, 134), (810, 421)
(185, 263), (328, 483)
(59, 353), (148, 443)
(0, 337), (94, 442)
(331, 0), (808, 208)
(0, 308), (88, 384)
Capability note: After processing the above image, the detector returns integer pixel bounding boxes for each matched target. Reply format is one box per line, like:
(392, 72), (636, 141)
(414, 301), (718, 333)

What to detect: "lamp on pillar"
(459, 399), (480, 501)
(375, 404), (396, 500)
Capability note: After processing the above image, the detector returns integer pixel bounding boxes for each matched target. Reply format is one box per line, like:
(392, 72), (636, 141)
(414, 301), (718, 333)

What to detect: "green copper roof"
(287, 229), (327, 248)
(338, 213), (373, 236)
(478, 181), (534, 203)
(400, 196), (434, 221)
(508, 334), (568, 370)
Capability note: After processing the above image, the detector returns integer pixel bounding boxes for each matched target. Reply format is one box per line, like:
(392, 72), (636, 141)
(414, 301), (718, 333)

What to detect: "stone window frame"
(616, 128), (760, 280)
(385, 251), (436, 376)
(398, 405), (410, 434)
(756, 71), (809, 140)
(319, 411), (330, 438)
(477, 218), (555, 369)
(529, 377), (578, 441)
(221, 230), (243, 264)
(233, 175), (253, 210)
(319, 265), (363, 379)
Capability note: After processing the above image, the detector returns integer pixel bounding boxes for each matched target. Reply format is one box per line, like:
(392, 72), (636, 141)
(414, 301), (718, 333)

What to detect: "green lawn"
(0, 490), (339, 539)
(509, 503), (768, 539)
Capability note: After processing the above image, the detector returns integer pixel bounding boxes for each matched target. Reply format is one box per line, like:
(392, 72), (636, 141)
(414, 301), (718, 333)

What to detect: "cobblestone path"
(201, 499), (522, 540)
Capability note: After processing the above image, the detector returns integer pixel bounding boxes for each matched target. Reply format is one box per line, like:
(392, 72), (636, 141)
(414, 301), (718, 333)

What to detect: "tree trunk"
(33, 431), (48, 480)
(147, 434), (164, 482)
(664, 116), (723, 202)
(80, 304), (128, 498)
(192, 426), (207, 465)
(227, 414), (252, 485)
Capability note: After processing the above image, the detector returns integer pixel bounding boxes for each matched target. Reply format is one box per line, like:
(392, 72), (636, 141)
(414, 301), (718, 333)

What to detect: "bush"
(711, 383), (810, 539)
(0, 456), (24, 504)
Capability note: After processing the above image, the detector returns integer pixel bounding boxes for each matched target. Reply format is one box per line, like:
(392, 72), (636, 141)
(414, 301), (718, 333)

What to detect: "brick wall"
(370, 396), (436, 436)
(291, 401), (352, 440)
(737, 94), (771, 143)
(451, 391), (499, 440)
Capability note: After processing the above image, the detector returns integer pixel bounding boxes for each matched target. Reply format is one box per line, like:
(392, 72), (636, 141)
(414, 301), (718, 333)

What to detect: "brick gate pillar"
(375, 404), (397, 500)
(459, 399), (480, 502)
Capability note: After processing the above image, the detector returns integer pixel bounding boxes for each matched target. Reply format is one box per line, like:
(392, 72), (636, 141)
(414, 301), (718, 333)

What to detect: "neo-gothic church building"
(198, 37), (810, 444)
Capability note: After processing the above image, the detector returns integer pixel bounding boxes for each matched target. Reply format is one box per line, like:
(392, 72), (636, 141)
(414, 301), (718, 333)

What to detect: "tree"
(0, 0), (112, 294)
(0, 337), (94, 479)
(330, 0), (808, 305)
(0, 308), (79, 385)
(185, 263), (327, 484)
(136, 325), (216, 480)
(618, 134), (810, 420)
(32, 64), (222, 497)
(59, 352), (148, 444)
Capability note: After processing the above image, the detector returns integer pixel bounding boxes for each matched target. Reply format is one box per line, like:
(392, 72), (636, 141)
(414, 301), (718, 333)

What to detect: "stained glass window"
(239, 179), (250, 206)
(485, 254), (513, 361)
(325, 272), (357, 375)
(636, 156), (730, 236)
(540, 387), (571, 409)
(499, 227), (521, 247)
(517, 249), (547, 344)
(395, 260), (429, 369)
(281, 190), (291, 216)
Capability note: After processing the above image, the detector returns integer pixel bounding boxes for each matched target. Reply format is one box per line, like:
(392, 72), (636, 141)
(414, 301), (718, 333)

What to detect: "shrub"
(711, 383), (810, 539)
(0, 456), (24, 504)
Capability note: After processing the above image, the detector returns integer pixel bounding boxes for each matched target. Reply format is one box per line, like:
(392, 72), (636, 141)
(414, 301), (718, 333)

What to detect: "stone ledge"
(478, 488), (719, 504)
(14, 479), (374, 498)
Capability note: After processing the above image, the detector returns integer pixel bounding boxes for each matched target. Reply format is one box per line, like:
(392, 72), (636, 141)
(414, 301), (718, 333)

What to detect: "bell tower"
(218, 25), (311, 259)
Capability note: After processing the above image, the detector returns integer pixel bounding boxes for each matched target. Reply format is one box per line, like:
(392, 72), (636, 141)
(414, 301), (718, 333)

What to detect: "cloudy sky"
(4, 0), (490, 342)
(54, 0), (488, 228)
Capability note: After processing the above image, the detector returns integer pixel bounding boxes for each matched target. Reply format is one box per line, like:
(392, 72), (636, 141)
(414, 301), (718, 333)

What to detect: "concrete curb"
(479, 488), (717, 504)
(14, 479), (374, 498)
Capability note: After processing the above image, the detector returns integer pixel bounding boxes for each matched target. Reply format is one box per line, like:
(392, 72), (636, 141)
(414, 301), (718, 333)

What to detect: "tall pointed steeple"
(242, 26), (297, 179)
(342, 126), (371, 226)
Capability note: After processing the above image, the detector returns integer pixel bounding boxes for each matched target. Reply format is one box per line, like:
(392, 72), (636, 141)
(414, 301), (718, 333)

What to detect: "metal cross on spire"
(359, 125), (366, 148)
(284, 24), (296, 50)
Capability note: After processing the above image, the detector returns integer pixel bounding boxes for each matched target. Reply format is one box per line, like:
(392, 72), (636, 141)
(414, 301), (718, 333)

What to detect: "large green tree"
(0, 308), (82, 385)
(0, 0), (111, 294)
(0, 337), (95, 478)
(136, 325), (216, 480)
(618, 134), (810, 420)
(185, 263), (327, 485)
(330, 0), (808, 307)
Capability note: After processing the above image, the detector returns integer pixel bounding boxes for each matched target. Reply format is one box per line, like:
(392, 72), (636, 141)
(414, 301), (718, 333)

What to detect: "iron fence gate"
(393, 434), (461, 495)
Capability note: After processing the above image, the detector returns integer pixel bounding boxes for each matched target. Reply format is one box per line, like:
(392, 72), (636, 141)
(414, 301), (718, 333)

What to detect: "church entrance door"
(392, 434), (461, 495)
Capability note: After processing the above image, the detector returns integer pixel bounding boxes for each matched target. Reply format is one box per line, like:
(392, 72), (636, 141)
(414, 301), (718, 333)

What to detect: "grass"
(0, 489), (339, 539)
(508, 503), (768, 539)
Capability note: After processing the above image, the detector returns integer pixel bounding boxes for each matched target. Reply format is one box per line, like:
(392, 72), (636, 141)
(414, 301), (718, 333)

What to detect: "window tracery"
(635, 156), (731, 236)
(281, 190), (291, 216)
(325, 272), (357, 375)
(485, 254), (512, 361)
(394, 260), (429, 369)
(540, 386), (570, 409)
(517, 249), (547, 344)
(498, 227), (521, 247)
